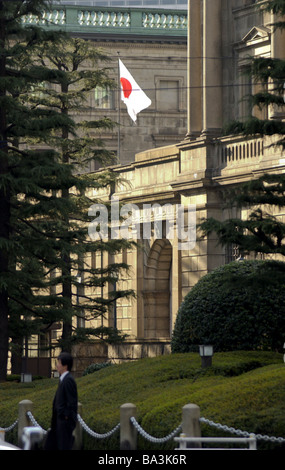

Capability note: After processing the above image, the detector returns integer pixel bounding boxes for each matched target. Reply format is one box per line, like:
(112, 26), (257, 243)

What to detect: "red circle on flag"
(120, 77), (132, 98)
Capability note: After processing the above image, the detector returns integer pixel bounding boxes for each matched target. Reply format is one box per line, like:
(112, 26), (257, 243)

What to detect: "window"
(156, 79), (179, 112)
(237, 26), (271, 122)
(94, 87), (115, 109)
(239, 69), (253, 121)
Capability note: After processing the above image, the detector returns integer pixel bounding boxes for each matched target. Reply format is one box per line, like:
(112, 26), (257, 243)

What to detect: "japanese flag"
(119, 59), (151, 122)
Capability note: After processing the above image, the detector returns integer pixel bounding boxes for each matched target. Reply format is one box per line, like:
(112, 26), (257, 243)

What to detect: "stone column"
(271, 12), (285, 60)
(202, 0), (223, 136)
(187, 0), (202, 139)
(269, 12), (285, 119)
(170, 235), (181, 333)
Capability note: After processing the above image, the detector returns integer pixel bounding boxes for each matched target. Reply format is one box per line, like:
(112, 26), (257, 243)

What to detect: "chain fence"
(130, 417), (182, 444)
(77, 414), (120, 439)
(199, 417), (285, 445)
(1, 410), (285, 448)
(0, 419), (18, 433)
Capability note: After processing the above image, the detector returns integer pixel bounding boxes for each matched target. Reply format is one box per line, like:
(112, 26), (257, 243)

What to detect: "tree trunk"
(0, 2), (10, 381)
(11, 337), (24, 375)
(60, 82), (73, 353)
(61, 249), (73, 353)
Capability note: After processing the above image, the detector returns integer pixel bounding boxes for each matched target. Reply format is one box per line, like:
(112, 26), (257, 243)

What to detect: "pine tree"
(21, 34), (135, 353)
(0, 0), (74, 380)
(200, 173), (285, 258)
(0, 1), (133, 379)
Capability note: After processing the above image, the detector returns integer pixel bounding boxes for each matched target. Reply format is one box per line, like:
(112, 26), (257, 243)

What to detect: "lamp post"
(199, 345), (213, 368)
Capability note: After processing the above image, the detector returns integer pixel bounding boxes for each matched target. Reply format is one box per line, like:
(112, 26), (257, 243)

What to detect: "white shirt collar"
(60, 370), (69, 382)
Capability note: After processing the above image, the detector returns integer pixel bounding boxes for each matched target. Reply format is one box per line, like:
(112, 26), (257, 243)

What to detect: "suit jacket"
(51, 372), (78, 431)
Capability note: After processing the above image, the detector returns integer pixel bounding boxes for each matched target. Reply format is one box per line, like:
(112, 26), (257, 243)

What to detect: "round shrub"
(171, 260), (285, 353)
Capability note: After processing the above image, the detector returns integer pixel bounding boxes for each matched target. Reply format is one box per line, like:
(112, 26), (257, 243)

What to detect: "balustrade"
(219, 137), (264, 166)
(22, 6), (187, 34)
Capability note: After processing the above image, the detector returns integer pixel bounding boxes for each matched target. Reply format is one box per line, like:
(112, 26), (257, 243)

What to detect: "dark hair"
(58, 352), (73, 371)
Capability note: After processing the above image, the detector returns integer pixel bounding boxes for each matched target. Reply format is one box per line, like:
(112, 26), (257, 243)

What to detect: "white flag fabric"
(119, 59), (151, 122)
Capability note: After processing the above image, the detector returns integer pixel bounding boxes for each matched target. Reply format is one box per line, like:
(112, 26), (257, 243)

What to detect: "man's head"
(57, 352), (73, 375)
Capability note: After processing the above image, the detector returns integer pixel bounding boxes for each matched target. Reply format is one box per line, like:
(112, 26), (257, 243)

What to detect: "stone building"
(40, 5), (189, 166)
(21, 1), (285, 375)
(21, 4), (188, 375)
(73, 0), (285, 372)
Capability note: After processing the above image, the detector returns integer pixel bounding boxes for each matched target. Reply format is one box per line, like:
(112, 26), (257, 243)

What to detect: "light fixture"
(21, 373), (32, 383)
(199, 345), (213, 368)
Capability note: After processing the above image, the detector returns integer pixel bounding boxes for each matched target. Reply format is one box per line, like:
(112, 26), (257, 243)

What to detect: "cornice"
(71, 32), (187, 45)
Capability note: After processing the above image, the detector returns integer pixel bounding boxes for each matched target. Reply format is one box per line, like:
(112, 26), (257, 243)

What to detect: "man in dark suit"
(45, 352), (78, 450)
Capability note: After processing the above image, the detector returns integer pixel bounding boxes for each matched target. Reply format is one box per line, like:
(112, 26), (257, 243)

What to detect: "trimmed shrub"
(83, 361), (112, 376)
(171, 260), (285, 353)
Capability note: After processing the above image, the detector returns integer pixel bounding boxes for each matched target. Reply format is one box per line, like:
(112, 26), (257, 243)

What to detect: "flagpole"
(117, 52), (121, 161)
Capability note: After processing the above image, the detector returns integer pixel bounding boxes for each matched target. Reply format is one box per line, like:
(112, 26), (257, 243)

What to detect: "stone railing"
(22, 9), (66, 25)
(142, 12), (187, 29)
(218, 136), (264, 166)
(78, 10), (131, 28)
(22, 5), (187, 36)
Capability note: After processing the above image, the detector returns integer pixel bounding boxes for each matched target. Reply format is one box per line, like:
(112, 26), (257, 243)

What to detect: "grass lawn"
(1, 351), (285, 450)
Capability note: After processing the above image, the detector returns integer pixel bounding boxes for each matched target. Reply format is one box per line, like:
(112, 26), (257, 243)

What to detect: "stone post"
(120, 403), (137, 450)
(18, 399), (33, 448)
(73, 402), (83, 450)
(181, 403), (201, 448)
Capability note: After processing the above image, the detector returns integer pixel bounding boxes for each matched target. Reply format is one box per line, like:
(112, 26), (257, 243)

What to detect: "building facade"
(21, 3), (188, 374)
(22, 1), (285, 375)
(27, 5), (188, 166)
(72, 0), (285, 373)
